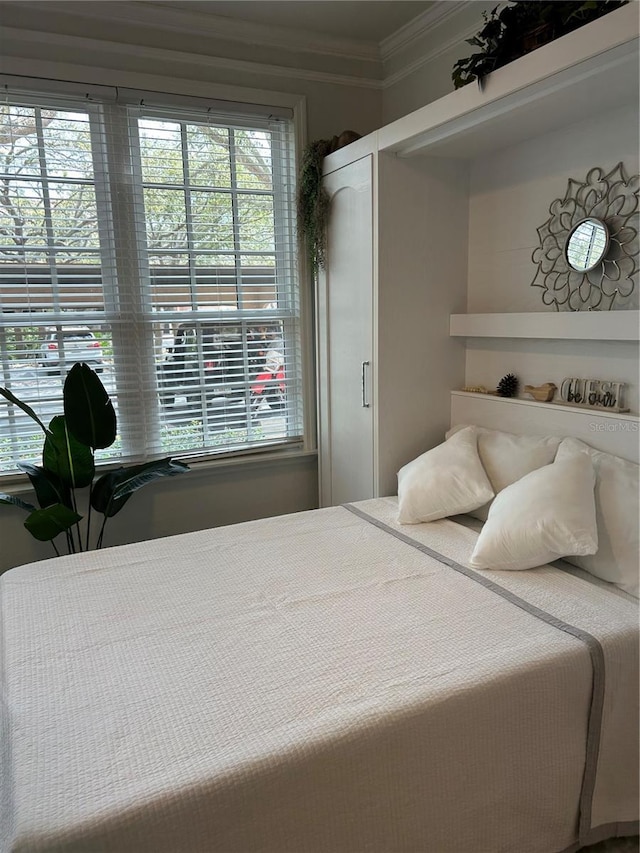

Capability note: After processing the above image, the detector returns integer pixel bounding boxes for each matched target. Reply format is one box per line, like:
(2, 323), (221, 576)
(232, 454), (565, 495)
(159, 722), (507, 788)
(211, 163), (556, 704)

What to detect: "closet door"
(318, 155), (374, 506)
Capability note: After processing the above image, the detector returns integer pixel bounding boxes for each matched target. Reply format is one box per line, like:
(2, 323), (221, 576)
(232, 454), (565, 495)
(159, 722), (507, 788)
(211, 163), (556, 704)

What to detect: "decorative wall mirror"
(531, 163), (639, 311)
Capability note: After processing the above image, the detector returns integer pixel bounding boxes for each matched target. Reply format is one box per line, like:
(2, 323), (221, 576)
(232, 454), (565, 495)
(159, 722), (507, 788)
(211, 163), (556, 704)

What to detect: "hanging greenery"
(452, 1), (628, 90)
(298, 139), (334, 275)
(297, 130), (361, 275)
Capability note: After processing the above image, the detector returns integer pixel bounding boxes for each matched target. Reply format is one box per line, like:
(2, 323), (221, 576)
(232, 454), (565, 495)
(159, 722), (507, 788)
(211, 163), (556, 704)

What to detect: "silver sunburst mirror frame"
(531, 163), (639, 311)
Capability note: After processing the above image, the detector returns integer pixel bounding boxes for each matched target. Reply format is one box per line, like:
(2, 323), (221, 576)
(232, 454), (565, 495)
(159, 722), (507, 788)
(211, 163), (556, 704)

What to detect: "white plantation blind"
(0, 89), (303, 475)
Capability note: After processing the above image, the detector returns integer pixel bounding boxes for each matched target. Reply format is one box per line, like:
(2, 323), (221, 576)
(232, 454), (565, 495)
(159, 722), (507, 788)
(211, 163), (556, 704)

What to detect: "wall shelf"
(450, 391), (639, 462)
(377, 5), (638, 160)
(449, 311), (640, 342)
(451, 390), (639, 420)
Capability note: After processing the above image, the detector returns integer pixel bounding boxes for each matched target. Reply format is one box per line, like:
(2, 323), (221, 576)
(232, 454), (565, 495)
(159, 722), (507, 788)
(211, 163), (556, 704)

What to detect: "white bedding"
(1, 497), (638, 853)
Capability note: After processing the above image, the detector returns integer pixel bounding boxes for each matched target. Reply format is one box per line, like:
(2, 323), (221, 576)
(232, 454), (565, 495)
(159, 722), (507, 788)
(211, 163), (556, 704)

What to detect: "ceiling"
(156, 1), (436, 43)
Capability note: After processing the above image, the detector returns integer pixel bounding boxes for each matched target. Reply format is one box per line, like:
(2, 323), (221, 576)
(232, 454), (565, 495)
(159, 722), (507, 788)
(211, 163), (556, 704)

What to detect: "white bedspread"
(1, 497), (638, 853)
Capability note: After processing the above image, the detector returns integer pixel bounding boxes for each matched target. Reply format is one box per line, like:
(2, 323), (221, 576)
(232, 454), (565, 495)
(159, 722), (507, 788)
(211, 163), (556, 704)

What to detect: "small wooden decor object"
(462, 385), (493, 394)
(559, 377), (629, 413)
(524, 382), (557, 402)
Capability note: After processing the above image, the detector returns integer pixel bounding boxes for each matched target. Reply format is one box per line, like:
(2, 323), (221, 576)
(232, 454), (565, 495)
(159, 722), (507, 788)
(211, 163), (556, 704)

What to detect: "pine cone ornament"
(497, 373), (519, 398)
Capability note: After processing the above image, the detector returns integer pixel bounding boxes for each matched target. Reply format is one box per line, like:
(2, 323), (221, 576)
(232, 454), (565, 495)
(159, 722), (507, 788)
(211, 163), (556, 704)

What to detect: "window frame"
(0, 83), (312, 481)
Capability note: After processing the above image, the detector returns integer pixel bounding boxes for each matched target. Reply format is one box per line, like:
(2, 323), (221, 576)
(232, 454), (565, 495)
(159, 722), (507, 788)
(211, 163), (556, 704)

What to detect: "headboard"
(450, 391), (639, 464)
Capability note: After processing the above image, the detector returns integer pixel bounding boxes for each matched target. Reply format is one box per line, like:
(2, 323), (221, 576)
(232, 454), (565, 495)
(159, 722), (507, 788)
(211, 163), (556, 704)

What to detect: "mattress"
(1, 497), (638, 853)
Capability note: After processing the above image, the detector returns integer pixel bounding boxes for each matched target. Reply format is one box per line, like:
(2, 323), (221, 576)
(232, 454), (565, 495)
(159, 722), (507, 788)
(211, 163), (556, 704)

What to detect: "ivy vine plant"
(297, 130), (361, 275)
(0, 363), (189, 555)
(452, 1), (628, 90)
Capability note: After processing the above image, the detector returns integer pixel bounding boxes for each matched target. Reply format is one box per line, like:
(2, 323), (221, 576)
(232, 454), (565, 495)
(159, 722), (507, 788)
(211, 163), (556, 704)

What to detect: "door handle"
(361, 360), (370, 408)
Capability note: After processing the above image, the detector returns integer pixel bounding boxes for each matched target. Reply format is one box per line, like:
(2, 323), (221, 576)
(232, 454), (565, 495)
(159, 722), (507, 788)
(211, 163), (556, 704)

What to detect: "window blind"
(0, 89), (303, 475)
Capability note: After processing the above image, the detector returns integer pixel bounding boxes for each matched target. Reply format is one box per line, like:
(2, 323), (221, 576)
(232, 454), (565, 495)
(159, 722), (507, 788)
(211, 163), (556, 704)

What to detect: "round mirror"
(565, 218), (609, 272)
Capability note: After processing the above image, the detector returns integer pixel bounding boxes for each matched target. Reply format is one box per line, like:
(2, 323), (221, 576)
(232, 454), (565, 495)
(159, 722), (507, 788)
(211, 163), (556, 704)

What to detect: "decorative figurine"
(558, 378), (629, 412)
(524, 382), (557, 402)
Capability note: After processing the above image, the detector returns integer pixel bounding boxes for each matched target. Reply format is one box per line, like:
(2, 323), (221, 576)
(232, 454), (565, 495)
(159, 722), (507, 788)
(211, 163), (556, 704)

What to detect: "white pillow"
(445, 424), (561, 520)
(469, 452), (598, 571)
(556, 438), (639, 597)
(397, 426), (494, 524)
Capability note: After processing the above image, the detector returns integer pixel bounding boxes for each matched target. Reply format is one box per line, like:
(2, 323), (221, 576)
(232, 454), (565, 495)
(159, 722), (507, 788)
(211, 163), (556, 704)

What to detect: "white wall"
(464, 104), (640, 411)
(0, 2), (382, 572)
(377, 153), (469, 484)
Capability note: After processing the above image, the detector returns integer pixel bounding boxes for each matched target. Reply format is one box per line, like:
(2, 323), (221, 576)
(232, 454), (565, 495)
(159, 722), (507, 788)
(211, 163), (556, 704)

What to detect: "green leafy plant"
(297, 131), (361, 275)
(0, 363), (189, 555)
(452, 1), (628, 90)
(298, 139), (334, 275)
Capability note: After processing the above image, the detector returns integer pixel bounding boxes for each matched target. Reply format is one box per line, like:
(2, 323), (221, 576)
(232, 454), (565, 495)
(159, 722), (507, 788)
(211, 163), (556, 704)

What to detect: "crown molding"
(14, 1), (381, 64)
(383, 22), (478, 89)
(0, 25), (384, 90)
(380, 1), (474, 61)
(0, 3), (486, 95)
(0, 55), (307, 115)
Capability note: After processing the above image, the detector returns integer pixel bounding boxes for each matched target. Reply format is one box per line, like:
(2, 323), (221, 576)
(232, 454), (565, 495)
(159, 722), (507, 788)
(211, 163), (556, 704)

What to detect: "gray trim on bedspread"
(343, 503), (609, 848)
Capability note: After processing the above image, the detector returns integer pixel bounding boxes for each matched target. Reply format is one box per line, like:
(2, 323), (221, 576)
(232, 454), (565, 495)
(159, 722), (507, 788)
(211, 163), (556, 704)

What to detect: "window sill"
(1, 447), (318, 495)
(180, 446), (318, 476)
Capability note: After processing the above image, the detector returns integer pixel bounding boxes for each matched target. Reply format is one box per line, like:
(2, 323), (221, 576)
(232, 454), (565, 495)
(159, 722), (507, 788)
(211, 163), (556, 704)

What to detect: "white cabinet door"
(318, 155), (374, 507)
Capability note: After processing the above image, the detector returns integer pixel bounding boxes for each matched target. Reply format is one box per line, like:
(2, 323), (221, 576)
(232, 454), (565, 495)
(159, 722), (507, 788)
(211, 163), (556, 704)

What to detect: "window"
(0, 90), (302, 475)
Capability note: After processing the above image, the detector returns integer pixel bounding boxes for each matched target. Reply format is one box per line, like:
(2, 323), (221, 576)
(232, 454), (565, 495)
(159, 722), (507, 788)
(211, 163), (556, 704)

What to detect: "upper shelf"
(376, 4), (639, 160)
(450, 311), (640, 342)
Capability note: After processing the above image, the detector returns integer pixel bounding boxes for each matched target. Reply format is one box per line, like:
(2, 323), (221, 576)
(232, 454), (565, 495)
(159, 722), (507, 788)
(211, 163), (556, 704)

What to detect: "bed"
(1, 418), (638, 853)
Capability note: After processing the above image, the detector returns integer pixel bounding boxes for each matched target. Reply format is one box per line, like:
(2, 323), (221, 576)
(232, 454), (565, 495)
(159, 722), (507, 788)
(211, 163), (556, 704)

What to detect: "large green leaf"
(91, 467), (134, 518)
(63, 362), (117, 450)
(0, 493), (36, 513)
(112, 458), (189, 502)
(43, 415), (95, 489)
(0, 387), (50, 434)
(91, 458), (189, 519)
(17, 462), (70, 509)
(24, 503), (82, 542)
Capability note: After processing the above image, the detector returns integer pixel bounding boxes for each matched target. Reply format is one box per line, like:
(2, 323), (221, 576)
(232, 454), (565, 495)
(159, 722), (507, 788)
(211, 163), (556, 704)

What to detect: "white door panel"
(320, 156), (374, 506)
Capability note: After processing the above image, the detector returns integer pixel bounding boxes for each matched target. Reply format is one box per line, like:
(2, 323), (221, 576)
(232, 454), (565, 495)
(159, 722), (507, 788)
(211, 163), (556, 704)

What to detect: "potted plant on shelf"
(452, 1), (628, 90)
(0, 362), (189, 555)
